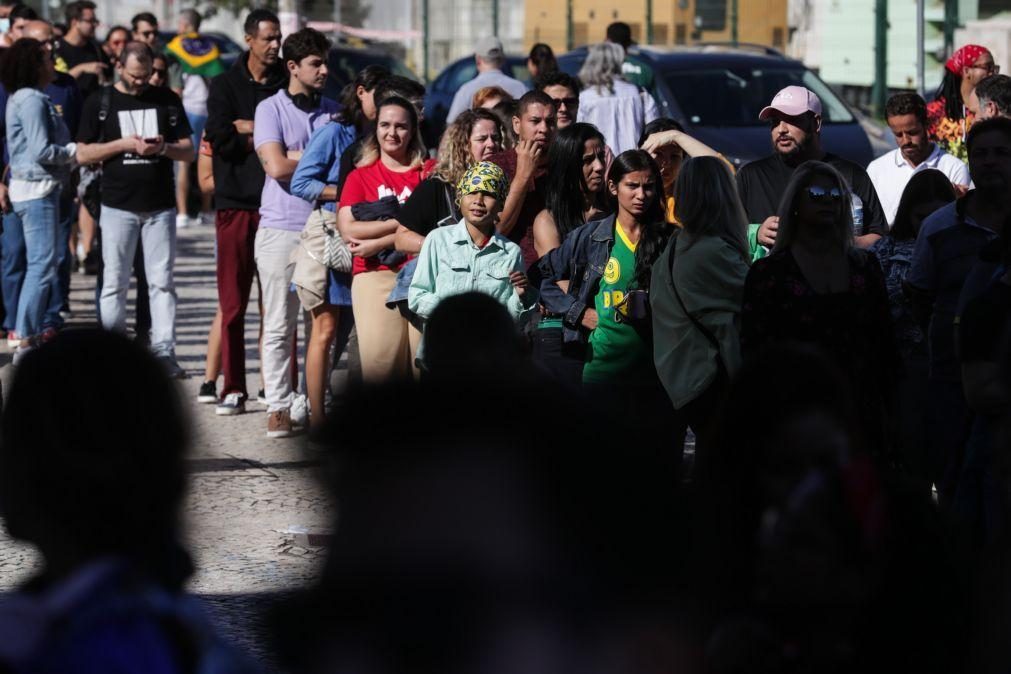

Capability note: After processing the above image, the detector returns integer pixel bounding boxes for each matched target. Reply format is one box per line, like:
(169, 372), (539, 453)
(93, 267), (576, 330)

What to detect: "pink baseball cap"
(758, 86), (823, 120)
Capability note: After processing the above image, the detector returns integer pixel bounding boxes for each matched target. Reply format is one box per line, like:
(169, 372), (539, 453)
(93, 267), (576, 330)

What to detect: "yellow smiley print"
(603, 256), (620, 284)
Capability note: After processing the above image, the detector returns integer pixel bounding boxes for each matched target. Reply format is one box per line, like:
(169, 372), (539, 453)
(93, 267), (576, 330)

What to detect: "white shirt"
(577, 79), (659, 156)
(866, 144), (969, 226)
(446, 69), (529, 124)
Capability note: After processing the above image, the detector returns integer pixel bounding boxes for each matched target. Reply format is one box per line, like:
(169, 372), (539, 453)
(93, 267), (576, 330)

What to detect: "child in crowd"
(409, 162), (537, 347)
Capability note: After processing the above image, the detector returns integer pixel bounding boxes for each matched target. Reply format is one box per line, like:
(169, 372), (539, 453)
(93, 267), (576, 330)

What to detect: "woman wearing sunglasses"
(740, 160), (898, 455)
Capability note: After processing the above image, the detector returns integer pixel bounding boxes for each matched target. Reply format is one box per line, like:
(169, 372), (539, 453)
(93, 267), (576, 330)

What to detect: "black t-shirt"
(736, 152), (886, 236)
(55, 38), (110, 99)
(78, 86), (192, 212)
(400, 177), (458, 236)
(959, 278), (1011, 364)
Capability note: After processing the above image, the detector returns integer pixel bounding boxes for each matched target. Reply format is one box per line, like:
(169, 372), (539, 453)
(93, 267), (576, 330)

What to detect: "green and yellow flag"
(166, 32), (225, 78)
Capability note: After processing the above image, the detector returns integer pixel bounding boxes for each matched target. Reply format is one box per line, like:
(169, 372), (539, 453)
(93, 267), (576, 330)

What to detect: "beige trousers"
(351, 270), (420, 383)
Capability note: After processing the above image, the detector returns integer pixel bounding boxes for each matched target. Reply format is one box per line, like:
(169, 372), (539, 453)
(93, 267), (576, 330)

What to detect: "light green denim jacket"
(408, 219), (538, 322)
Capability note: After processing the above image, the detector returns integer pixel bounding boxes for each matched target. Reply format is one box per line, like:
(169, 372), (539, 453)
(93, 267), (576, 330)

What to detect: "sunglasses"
(970, 62), (1000, 75)
(151, 68), (167, 77)
(551, 97), (578, 109)
(803, 185), (843, 202)
(138, 30), (157, 38)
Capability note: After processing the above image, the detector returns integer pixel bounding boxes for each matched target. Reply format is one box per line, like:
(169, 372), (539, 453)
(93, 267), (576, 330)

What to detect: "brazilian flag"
(166, 32), (225, 79)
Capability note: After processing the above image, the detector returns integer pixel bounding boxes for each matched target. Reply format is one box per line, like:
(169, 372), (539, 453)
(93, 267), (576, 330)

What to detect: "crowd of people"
(0, 9), (1009, 670)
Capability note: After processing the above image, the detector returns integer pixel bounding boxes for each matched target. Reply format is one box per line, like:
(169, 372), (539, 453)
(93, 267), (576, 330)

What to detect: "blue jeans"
(186, 112), (207, 153)
(99, 206), (176, 356)
(10, 191), (59, 339)
(2, 194), (72, 332)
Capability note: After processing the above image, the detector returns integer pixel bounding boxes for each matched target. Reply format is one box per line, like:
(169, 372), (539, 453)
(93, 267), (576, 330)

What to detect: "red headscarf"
(945, 44), (989, 76)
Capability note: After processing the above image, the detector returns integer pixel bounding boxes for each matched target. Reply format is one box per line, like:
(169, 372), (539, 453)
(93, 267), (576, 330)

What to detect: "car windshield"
(662, 67), (854, 126)
(328, 51), (416, 86)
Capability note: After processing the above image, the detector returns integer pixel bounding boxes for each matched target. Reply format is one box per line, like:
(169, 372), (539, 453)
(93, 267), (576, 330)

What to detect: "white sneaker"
(176, 213), (192, 229)
(290, 393), (308, 428)
(216, 392), (246, 416)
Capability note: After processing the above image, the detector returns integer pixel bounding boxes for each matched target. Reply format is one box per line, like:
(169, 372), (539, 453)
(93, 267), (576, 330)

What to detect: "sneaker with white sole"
(216, 392), (246, 416)
(197, 380), (218, 403)
(176, 213), (192, 229)
(290, 393), (308, 428)
(266, 409), (295, 438)
(256, 388), (267, 404)
(6, 332), (20, 349)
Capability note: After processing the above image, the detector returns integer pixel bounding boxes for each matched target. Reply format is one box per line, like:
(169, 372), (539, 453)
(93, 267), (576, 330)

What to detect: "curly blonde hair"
(432, 108), (505, 186)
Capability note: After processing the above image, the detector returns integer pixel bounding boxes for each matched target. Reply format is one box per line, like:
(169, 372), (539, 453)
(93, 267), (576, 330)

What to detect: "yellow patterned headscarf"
(456, 161), (509, 204)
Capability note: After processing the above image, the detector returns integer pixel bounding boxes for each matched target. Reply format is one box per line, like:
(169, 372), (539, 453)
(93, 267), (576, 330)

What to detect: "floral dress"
(740, 248), (900, 452)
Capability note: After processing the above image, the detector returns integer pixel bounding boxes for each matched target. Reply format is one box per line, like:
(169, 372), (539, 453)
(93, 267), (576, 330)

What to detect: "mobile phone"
(143, 137), (160, 143)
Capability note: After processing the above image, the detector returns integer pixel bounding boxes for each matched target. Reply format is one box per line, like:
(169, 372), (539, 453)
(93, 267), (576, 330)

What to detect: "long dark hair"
(607, 149), (670, 290)
(544, 123), (610, 239)
(890, 169), (957, 241)
(0, 38), (47, 93)
(933, 70), (966, 121)
(673, 156), (750, 261)
(528, 42), (557, 76)
(338, 64), (390, 130)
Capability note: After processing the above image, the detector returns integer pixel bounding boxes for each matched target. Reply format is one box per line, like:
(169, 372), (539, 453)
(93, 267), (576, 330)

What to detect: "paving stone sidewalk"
(0, 225), (339, 670)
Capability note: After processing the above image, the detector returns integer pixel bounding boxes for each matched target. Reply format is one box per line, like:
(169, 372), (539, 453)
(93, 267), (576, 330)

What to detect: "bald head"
(23, 20), (54, 42)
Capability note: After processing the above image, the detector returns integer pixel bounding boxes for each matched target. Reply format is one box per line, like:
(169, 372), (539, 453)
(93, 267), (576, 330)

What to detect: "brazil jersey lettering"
(583, 221), (651, 383)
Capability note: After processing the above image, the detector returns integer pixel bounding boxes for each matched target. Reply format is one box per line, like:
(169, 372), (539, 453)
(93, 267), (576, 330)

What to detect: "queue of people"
(0, 6), (1008, 669)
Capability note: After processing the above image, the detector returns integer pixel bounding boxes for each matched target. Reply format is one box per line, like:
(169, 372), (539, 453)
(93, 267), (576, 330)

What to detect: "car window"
(661, 67), (854, 126)
(508, 63), (530, 83)
(446, 61), (477, 91)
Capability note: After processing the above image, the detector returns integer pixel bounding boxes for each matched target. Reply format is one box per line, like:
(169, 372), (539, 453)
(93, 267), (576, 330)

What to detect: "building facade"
(524, 0), (789, 53)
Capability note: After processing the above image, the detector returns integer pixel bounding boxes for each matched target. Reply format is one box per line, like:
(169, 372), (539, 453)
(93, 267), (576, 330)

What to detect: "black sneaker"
(157, 355), (189, 380)
(257, 388), (267, 405)
(197, 380), (218, 403)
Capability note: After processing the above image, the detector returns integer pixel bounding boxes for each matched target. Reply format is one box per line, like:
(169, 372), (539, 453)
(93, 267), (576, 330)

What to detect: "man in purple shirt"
(253, 28), (337, 438)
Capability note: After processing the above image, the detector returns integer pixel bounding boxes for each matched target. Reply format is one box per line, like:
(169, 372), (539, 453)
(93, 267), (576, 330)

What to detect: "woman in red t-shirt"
(338, 96), (435, 382)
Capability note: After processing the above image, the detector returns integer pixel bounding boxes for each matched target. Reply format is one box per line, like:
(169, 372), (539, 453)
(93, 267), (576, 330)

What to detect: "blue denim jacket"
(534, 213), (616, 345)
(290, 120), (357, 213)
(5, 88), (75, 183)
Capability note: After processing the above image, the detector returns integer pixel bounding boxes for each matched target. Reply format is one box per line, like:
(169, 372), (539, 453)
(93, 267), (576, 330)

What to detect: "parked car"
(557, 44), (887, 168)
(423, 55), (530, 144)
(322, 45), (420, 102)
(158, 31), (244, 70)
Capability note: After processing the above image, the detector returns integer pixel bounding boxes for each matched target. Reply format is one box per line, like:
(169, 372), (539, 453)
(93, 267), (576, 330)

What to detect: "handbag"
(320, 210), (352, 272)
(301, 208), (352, 273)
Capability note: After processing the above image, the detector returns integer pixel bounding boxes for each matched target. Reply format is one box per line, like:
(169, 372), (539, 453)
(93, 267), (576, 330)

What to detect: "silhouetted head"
(273, 372), (685, 673)
(423, 292), (525, 383)
(0, 329), (191, 587)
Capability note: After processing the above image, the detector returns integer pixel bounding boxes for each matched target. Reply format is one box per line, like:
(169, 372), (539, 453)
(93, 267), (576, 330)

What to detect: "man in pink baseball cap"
(737, 85), (886, 249)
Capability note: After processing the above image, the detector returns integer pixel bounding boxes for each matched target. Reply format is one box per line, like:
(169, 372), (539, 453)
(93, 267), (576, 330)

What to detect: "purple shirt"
(253, 90), (338, 231)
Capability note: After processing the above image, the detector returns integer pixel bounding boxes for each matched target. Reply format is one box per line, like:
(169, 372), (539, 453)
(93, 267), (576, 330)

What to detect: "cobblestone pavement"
(0, 225), (341, 670)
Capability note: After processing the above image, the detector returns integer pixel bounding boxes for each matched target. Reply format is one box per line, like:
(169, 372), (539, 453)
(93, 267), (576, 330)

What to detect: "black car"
(558, 45), (887, 168)
(322, 45), (420, 102)
(423, 55), (530, 141)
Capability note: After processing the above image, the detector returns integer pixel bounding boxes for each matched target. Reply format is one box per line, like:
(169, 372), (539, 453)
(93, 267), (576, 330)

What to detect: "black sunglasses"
(138, 30), (157, 38)
(803, 185), (843, 202)
(551, 96), (578, 109)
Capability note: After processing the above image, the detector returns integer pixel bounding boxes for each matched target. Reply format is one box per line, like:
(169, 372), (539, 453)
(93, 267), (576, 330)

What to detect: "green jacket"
(650, 231), (749, 409)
